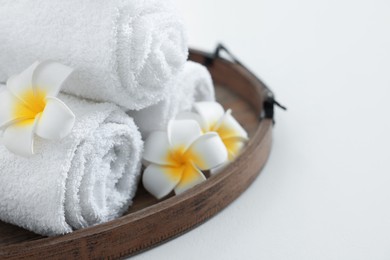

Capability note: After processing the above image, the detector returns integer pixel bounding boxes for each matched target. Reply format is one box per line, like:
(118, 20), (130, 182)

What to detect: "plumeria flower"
(143, 119), (228, 199)
(0, 61), (75, 157)
(177, 101), (249, 161)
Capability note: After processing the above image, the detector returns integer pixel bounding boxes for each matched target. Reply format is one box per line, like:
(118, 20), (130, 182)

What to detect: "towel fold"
(0, 0), (188, 110)
(180, 61), (215, 104)
(0, 91), (143, 236)
(128, 61), (215, 138)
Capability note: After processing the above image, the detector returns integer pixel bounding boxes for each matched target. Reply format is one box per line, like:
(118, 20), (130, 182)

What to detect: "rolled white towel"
(179, 61), (215, 106)
(0, 0), (188, 110)
(128, 61), (215, 138)
(0, 91), (143, 236)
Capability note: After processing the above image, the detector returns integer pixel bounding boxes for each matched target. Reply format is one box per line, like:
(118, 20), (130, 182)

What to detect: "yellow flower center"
(163, 145), (203, 183)
(13, 88), (46, 125)
(168, 146), (191, 167)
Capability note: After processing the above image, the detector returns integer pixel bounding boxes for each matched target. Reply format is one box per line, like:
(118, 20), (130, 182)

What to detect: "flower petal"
(186, 132), (228, 171)
(0, 88), (31, 128)
(143, 131), (177, 166)
(2, 118), (39, 157)
(210, 139), (247, 175)
(223, 137), (247, 161)
(175, 112), (208, 132)
(193, 102), (225, 131)
(143, 164), (183, 199)
(167, 119), (202, 152)
(34, 97), (75, 140)
(174, 162), (206, 195)
(215, 109), (248, 141)
(6, 62), (39, 102)
(32, 61), (73, 97)
(210, 162), (229, 175)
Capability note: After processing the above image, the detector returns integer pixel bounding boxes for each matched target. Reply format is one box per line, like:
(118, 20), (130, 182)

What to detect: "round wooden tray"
(0, 48), (274, 259)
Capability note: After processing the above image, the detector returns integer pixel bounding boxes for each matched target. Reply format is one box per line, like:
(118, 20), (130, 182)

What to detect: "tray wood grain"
(0, 49), (273, 259)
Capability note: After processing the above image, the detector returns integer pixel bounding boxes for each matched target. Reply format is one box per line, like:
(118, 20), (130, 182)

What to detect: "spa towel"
(0, 91), (143, 236)
(128, 61), (215, 138)
(179, 61), (215, 105)
(0, 0), (188, 110)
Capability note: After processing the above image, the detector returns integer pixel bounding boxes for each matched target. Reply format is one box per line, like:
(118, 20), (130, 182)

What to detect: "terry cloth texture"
(0, 0), (188, 110)
(128, 61), (215, 138)
(0, 91), (143, 236)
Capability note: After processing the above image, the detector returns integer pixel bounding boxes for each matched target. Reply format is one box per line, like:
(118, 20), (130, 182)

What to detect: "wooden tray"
(0, 48), (274, 259)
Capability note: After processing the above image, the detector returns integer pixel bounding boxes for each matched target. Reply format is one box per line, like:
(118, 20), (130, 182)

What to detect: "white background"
(133, 0), (390, 259)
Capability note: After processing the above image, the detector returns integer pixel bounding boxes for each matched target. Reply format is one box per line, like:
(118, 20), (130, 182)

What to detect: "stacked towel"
(128, 61), (215, 138)
(0, 0), (188, 110)
(0, 0), (218, 237)
(0, 90), (143, 236)
(179, 61), (215, 104)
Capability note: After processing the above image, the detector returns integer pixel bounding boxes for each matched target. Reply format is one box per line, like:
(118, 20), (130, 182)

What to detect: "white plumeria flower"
(143, 119), (228, 199)
(0, 61), (75, 157)
(177, 101), (249, 161)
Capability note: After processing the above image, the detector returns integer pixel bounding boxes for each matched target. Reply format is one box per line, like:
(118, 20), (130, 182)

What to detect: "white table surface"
(132, 0), (390, 259)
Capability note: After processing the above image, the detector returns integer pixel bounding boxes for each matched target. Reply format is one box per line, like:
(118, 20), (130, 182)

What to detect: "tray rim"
(0, 48), (274, 259)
